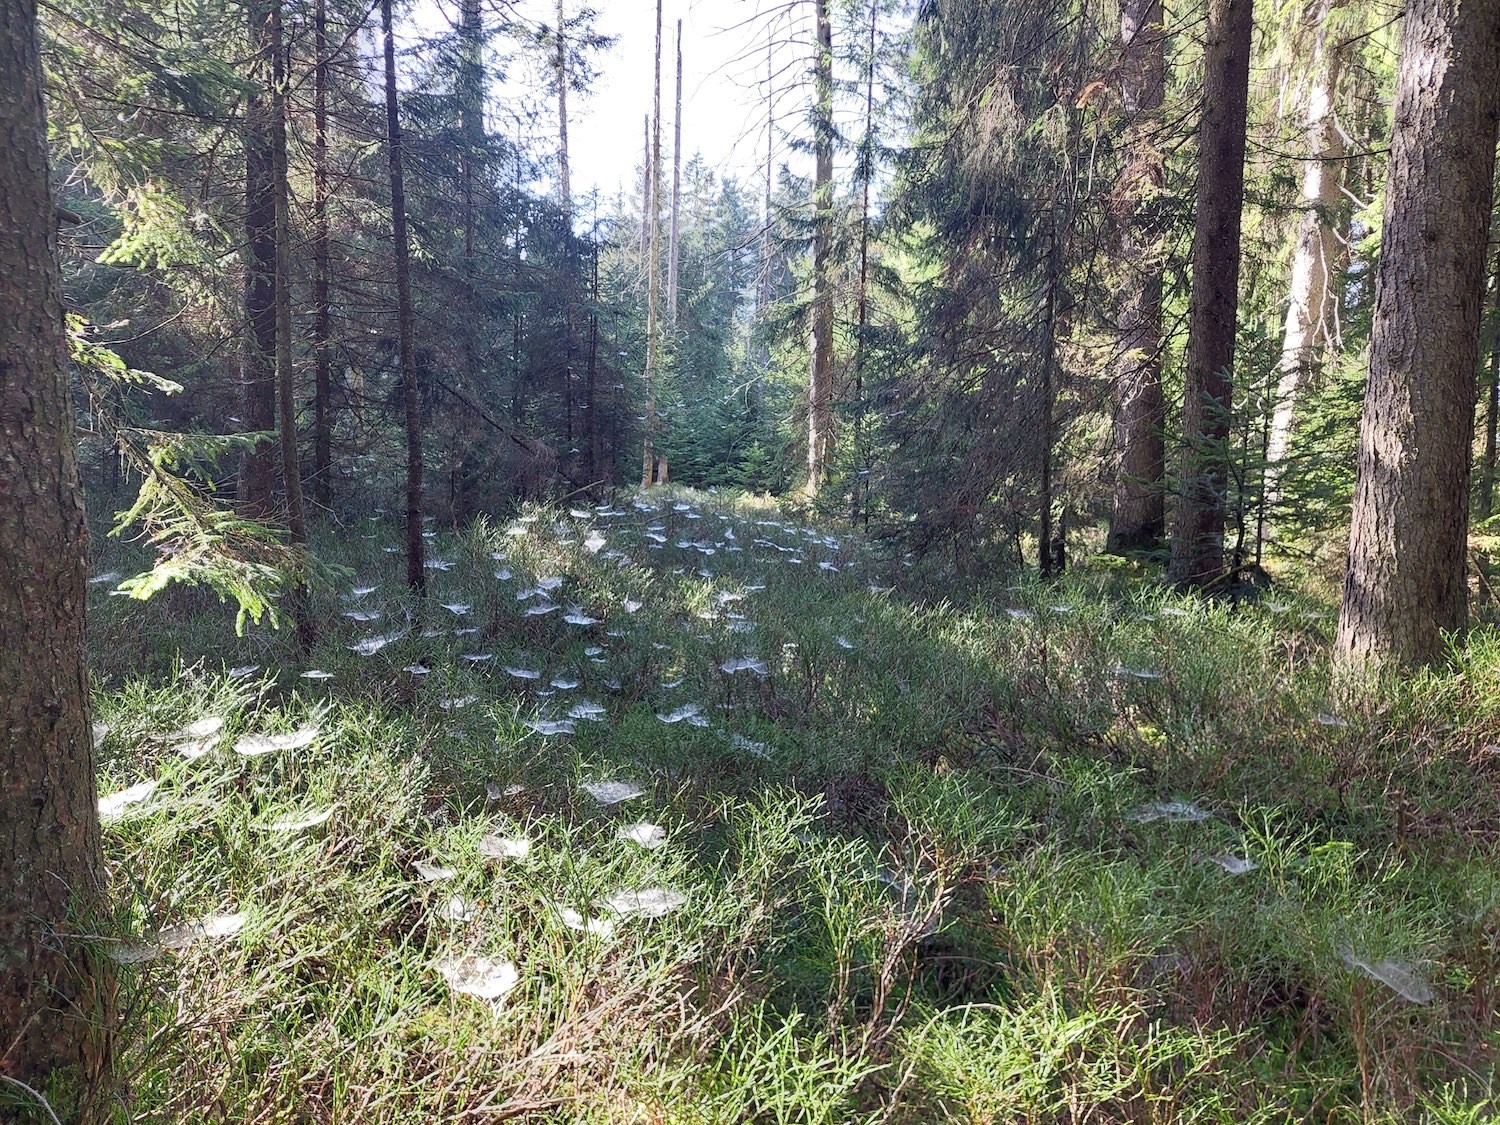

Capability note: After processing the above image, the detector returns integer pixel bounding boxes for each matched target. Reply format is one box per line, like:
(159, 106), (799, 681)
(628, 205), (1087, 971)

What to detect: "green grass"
(44, 488), (1500, 1122)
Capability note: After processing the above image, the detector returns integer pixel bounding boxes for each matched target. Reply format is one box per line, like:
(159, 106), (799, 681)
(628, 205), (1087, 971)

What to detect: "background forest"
(9, 0), (1500, 1120)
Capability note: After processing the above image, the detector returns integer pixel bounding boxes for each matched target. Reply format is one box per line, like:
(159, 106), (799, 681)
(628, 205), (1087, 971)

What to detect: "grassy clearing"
(54, 489), (1500, 1122)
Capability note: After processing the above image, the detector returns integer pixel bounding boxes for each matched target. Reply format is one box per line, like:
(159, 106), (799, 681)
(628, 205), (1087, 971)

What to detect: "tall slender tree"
(667, 18), (683, 326)
(311, 0), (333, 508)
(239, 0), (278, 514)
(555, 0), (572, 223)
(381, 0), (425, 591)
(1, 0), (112, 1098)
(1167, 0), (1254, 587)
(1106, 0), (1166, 552)
(641, 0), (664, 487)
(806, 0), (835, 495)
(1335, 0), (1500, 668)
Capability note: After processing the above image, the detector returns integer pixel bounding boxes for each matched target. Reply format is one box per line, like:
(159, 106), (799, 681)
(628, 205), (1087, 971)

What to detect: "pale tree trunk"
(1106, 0), (1166, 553)
(641, 0), (664, 487)
(311, 0), (333, 509)
(1335, 0), (1500, 670)
(240, 0), (277, 514)
(1167, 0), (1254, 587)
(382, 0), (426, 592)
(555, 0), (571, 222)
(0, 0), (112, 1098)
(807, 0), (835, 495)
(667, 19), (682, 326)
(271, 0), (312, 644)
(1264, 0), (1349, 510)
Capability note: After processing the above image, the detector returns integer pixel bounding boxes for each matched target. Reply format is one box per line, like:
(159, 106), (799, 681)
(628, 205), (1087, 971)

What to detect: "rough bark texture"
(1106, 0), (1166, 553)
(0, 0), (111, 1099)
(641, 0), (663, 488)
(239, 0), (278, 514)
(1335, 0), (1500, 669)
(382, 0), (425, 592)
(1265, 0), (1349, 509)
(1167, 0), (1254, 587)
(311, 0), (333, 509)
(807, 0), (835, 495)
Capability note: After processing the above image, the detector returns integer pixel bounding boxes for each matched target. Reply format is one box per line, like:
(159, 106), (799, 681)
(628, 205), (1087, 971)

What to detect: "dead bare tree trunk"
(1264, 0), (1349, 515)
(1335, 0), (1500, 669)
(1167, 0), (1254, 588)
(382, 0), (425, 592)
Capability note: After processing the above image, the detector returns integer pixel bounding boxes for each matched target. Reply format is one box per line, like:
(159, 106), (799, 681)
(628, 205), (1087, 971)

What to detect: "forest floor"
(70, 488), (1500, 1123)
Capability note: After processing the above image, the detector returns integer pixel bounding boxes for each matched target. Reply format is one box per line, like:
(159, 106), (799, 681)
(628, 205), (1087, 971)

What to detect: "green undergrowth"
(63, 488), (1500, 1123)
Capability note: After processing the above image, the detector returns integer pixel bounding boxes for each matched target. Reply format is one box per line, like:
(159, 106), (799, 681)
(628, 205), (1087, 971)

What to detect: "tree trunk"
(239, 0), (277, 515)
(271, 0), (312, 645)
(382, 0), (425, 592)
(1106, 0), (1166, 553)
(555, 0), (571, 222)
(1167, 0), (1254, 587)
(0, 0), (111, 1099)
(667, 19), (682, 326)
(850, 0), (877, 528)
(455, 0), (484, 519)
(1264, 0), (1349, 513)
(311, 0), (333, 509)
(1039, 212), (1062, 577)
(1478, 245), (1500, 520)
(641, 0), (663, 488)
(807, 0), (835, 495)
(1335, 0), (1500, 669)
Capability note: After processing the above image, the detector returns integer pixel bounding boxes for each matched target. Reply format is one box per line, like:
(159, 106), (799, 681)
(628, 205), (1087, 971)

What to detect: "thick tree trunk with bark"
(1167, 0), (1254, 587)
(1106, 0), (1166, 553)
(0, 0), (111, 1098)
(382, 0), (425, 592)
(240, 0), (278, 514)
(311, 0), (333, 509)
(807, 0), (835, 495)
(1264, 0), (1349, 511)
(1335, 0), (1500, 669)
